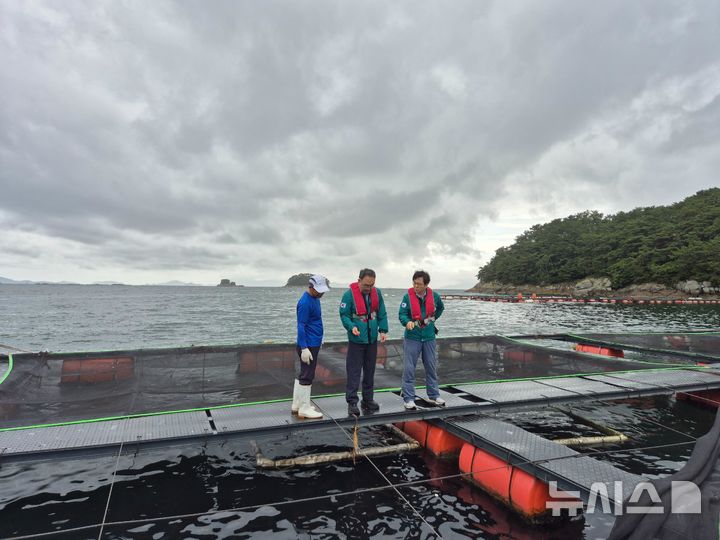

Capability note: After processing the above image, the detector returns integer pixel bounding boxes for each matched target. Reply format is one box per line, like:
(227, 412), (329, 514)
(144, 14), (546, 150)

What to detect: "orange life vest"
(350, 282), (379, 321)
(408, 287), (435, 326)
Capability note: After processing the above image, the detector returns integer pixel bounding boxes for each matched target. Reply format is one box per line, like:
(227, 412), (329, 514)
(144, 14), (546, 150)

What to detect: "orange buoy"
(664, 335), (689, 350)
(238, 351), (259, 373)
(509, 467), (555, 516)
(503, 349), (552, 363)
(402, 420), (430, 446)
(238, 349), (294, 373)
(376, 343), (388, 367)
(459, 444), (512, 500)
(399, 421), (466, 458)
(502, 349), (551, 378)
(459, 443), (581, 519)
(61, 356), (134, 384)
(575, 343), (624, 358)
(313, 364), (345, 386)
(283, 350), (296, 370)
(425, 425), (465, 458)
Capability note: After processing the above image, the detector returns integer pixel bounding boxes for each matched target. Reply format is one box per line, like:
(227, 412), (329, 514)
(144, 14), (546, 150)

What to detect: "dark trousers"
(296, 345), (321, 386)
(345, 341), (378, 405)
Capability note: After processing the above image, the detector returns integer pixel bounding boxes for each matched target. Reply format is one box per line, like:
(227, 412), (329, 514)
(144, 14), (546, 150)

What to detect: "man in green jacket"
(339, 268), (389, 417)
(398, 270), (445, 410)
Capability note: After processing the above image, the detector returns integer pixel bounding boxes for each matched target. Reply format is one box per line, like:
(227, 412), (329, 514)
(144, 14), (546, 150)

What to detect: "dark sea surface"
(1, 284), (720, 539)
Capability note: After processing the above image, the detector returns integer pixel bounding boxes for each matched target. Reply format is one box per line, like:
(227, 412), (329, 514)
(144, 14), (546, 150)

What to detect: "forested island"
(472, 188), (720, 298)
(285, 273), (328, 287)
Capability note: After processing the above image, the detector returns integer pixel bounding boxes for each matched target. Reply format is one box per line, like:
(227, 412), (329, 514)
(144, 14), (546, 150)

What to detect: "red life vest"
(408, 287), (435, 324)
(350, 282), (379, 320)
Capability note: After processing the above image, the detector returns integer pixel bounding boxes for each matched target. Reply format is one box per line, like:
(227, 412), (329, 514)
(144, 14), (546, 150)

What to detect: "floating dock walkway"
(437, 416), (642, 505)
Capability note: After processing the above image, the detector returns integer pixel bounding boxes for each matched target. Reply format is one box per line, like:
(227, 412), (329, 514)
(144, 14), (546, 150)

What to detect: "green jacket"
(399, 290), (444, 342)
(339, 287), (389, 344)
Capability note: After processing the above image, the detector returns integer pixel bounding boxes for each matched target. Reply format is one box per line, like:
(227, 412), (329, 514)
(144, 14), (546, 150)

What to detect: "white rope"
(0, 343), (32, 353)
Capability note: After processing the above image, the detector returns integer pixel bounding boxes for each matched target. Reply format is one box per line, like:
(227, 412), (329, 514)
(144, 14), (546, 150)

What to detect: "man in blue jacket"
(339, 268), (388, 417)
(398, 270), (445, 410)
(292, 274), (329, 419)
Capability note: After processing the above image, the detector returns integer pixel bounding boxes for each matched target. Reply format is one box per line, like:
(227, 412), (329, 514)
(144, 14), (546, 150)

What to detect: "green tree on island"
(478, 189), (720, 289)
(285, 273), (332, 287)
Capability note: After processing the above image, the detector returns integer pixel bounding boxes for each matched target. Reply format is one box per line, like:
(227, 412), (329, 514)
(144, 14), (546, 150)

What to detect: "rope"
(96, 386), (140, 539)
(0, 343), (32, 353)
(323, 405), (443, 538)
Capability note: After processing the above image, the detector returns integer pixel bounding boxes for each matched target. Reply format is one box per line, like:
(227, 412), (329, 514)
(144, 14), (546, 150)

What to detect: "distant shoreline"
(0, 281), (230, 287)
(467, 281), (720, 301)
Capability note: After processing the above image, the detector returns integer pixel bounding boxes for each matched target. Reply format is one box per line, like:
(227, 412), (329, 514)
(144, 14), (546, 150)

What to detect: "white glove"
(300, 348), (313, 364)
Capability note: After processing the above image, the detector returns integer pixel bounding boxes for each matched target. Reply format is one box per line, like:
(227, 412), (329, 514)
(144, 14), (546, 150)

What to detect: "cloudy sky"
(1, 1), (719, 288)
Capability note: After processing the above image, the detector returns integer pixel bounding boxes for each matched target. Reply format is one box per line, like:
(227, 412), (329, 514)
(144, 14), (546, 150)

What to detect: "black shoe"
(361, 400), (380, 413)
(348, 403), (360, 417)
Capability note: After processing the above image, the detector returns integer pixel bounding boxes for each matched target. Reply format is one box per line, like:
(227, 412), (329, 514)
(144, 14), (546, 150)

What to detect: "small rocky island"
(285, 273), (312, 287)
(284, 273), (331, 287)
(217, 279), (243, 287)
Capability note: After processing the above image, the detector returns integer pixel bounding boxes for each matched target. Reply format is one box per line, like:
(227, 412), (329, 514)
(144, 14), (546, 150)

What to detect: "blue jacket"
(297, 291), (323, 348)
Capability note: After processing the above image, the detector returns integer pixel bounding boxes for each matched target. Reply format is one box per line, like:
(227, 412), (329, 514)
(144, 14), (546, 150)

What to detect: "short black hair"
(359, 268), (376, 279)
(412, 270), (430, 284)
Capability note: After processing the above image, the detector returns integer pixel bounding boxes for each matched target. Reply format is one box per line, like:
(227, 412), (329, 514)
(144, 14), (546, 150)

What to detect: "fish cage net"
(568, 331), (720, 361)
(0, 334), (709, 430)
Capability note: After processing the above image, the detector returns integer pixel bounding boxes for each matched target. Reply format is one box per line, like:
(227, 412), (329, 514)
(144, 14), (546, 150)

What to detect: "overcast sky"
(1, 1), (719, 288)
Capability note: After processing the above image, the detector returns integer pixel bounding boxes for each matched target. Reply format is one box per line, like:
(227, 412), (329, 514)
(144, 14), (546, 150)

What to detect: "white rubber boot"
(291, 379), (301, 415)
(297, 384), (323, 420)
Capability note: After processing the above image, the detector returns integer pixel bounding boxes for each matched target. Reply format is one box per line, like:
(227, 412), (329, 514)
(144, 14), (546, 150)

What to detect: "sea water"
(2, 284), (719, 352)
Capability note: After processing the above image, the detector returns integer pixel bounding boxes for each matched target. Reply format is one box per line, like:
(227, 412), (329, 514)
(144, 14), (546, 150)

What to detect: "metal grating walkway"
(438, 416), (643, 504)
(2, 367), (720, 461)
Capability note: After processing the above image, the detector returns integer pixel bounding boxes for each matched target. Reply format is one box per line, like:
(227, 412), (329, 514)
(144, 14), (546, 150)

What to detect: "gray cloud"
(1, 0), (719, 286)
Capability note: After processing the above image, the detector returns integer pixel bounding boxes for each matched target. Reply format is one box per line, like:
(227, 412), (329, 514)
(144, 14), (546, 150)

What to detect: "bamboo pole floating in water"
(552, 434), (628, 447)
(551, 406), (629, 447)
(251, 424), (420, 469)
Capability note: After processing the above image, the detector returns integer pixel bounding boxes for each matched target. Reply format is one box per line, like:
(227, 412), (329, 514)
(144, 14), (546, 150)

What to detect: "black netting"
(570, 332), (720, 361)
(0, 335), (699, 430)
(608, 407), (720, 540)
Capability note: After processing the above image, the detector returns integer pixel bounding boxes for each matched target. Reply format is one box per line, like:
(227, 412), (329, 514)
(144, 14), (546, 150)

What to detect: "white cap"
(309, 274), (330, 293)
